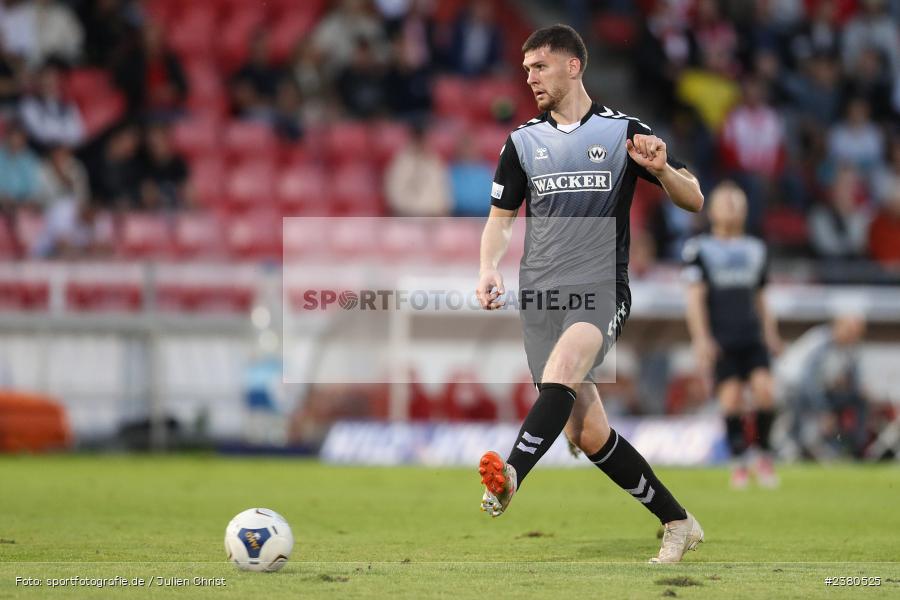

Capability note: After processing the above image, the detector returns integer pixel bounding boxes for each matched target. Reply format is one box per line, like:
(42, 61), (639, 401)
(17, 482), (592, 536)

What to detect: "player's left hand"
(626, 134), (667, 176)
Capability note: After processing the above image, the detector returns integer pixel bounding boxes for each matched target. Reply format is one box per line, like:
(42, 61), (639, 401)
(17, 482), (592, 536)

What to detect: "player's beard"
(535, 86), (563, 113)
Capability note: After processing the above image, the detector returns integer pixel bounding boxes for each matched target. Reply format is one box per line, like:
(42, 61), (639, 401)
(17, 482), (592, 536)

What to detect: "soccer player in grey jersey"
(474, 24), (705, 563)
(683, 182), (783, 489)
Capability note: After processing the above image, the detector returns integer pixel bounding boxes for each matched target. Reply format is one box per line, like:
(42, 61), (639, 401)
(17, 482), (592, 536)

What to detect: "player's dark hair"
(522, 24), (588, 73)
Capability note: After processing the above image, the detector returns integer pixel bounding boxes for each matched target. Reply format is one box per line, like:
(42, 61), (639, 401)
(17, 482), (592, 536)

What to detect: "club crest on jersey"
(535, 147), (549, 160)
(587, 145), (607, 162)
(531, 171), (612, 196)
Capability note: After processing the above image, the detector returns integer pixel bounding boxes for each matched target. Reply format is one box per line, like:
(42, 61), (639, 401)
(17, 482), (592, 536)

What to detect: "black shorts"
(714, 342), (770, 385)
(519, 282), (631, 385)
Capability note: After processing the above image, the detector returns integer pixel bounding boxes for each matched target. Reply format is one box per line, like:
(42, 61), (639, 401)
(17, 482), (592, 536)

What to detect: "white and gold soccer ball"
(224, 508), (294, 572)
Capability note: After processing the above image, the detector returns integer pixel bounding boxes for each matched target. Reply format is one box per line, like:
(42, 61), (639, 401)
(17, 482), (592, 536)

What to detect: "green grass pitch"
(1, 455), (898, 599)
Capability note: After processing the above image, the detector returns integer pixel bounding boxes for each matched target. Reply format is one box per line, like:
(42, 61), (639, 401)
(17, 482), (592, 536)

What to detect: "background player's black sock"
(588, 429), (687, 524)
(725, 414), (747, 458)
(506, 383), (576, 487)
(755, 409), (776, 452)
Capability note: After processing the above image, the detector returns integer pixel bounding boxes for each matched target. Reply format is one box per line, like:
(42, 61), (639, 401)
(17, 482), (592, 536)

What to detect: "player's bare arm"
(627, 134), (704, 212)
(685, 281), (718, 372)
(477, 206), (517, 310)
(755, 289), (783, 356)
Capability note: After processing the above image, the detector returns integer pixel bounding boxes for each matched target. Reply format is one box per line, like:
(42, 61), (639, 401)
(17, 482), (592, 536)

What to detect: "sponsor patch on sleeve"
(491, 182), (504, 200)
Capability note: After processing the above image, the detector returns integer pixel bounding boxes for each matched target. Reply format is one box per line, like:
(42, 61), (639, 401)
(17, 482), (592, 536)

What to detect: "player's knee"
(542, 352), (586, 387)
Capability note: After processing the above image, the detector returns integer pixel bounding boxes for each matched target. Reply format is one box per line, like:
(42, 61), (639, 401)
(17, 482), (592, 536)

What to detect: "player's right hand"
(693, 337), (719, 372)
(476, 269), (506, 310)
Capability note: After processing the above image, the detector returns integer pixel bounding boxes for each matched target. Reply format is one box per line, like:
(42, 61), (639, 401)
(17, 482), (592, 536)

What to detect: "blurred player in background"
(683, 182), (782, 489)
(475, 24), (706, 563)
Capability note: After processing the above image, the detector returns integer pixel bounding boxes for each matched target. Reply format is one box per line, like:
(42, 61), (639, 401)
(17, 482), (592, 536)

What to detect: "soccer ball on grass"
(224, 508), (294, 572)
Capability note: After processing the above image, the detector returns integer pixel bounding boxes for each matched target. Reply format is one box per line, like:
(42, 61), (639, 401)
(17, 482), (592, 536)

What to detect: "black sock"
(755, 409), (775, 452)
(588, 429), (687, 524)
(506, 382), (576, 487)
(724, 414), (747, 458)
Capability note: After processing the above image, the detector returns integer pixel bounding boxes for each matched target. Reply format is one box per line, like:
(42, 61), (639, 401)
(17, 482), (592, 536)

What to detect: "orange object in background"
(0, 391), (71, 452)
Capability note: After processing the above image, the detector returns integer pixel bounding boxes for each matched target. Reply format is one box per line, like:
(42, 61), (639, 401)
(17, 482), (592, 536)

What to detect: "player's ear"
(568, 57), (580, 77)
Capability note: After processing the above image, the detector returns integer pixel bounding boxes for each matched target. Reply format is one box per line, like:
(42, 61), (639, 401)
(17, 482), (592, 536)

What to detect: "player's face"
(523, 48), (573, 112)
(710, 189), (747, 231)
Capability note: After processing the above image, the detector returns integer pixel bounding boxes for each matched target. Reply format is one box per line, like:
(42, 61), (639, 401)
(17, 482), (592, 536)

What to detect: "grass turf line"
(1, 455), (898, 598)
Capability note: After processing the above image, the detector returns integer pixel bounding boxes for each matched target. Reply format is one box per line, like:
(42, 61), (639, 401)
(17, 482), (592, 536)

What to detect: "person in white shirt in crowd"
(19, 61), (84, 151)
(0, 0), (84, 68)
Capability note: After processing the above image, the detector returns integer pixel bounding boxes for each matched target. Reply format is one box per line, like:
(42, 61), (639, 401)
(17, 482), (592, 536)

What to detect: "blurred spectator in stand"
(113, 21), (187, 119)
(385, 33), (432, 123)
(448, 134), (491, 217)
(787, 0), (841, 68)
(0, 0), (83, 68)
(336, 38), (386, 119)
(447, 0), (502, 77)
(289, 40), (330, 125)
(37, 144), (90, 209)
(676, 40), (741, 134)
(841, 0), (900, 78)
(868, 181), (900, 267)
(842, 47), (894, 122)
(0, 33), (25, 113)
(719, 77), (785, 229)
(137, 123), (188, 211)
(233, 30), (282, 104)
(780, 315), (870, 459)
(782, 53), (842, 126)
(826, 97), (884, 177)
(91, 121), (141, 208)
(874, 137), (900, 204)
(635, 1), (696, 115)
(19, 62), (84, 151)
(693, 0), (739, 77)
(272, 78), (304, 141)
(312, 0), (387, 77)
(384, 122), (449, 216)
(32, 200), (112, 258)
(808, 165), (871, 260)
(0, 120), (42, 212)
(78, 0), (138, 68)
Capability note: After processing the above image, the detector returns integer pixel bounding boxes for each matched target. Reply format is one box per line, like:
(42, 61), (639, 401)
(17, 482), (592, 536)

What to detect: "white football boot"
(649, 511), (704, 563)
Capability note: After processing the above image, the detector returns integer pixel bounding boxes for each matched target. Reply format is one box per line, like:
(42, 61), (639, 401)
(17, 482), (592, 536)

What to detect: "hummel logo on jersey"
(535, 147), (549, 160)
(531, 171), (612, 196)
(587, 145), (607, 162)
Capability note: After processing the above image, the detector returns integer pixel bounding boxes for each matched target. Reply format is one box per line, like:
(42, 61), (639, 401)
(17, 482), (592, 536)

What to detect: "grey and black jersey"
(490, 102), (685, 290)
(682, 234), (769, 349)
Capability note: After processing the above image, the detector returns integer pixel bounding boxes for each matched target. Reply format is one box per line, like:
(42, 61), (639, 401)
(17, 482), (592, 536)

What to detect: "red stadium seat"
(13, 210), (45, 257)
(425, 120), (466, 161)
(65, 265), (143, 312)
(78, 91), (126, 139)
(430, 220), (481, 264)
(226, 212), (282, 261)
(65, 69), (109, 104)
(184, 61), (228, 118)
(225, 160), (276, 211)
(433, 76), (470, 120)
(172, 117), (220, 160)
(473, 125), (510, 163)
(370, 121), (410, 166)
(331, 162), (383, 216)
(188, 158), (226, 208)
(326, 218), (377, 257)
(282, 217), (328, 261)
(269, 12), (317, 62)
(440, 373), (498, 422)
(379, 220), (429, 259)
(168, 6), (217, 59)
(324, 122), (372, 165)
(223, 121), (277, 162)
(173, 212), (226, 259)
(217, 6), (266, 71)
(0, 218), (20, 260)
(276, 165), (328, 215)
(471, 77), (522, 123)
(118, 214), (173, 259)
